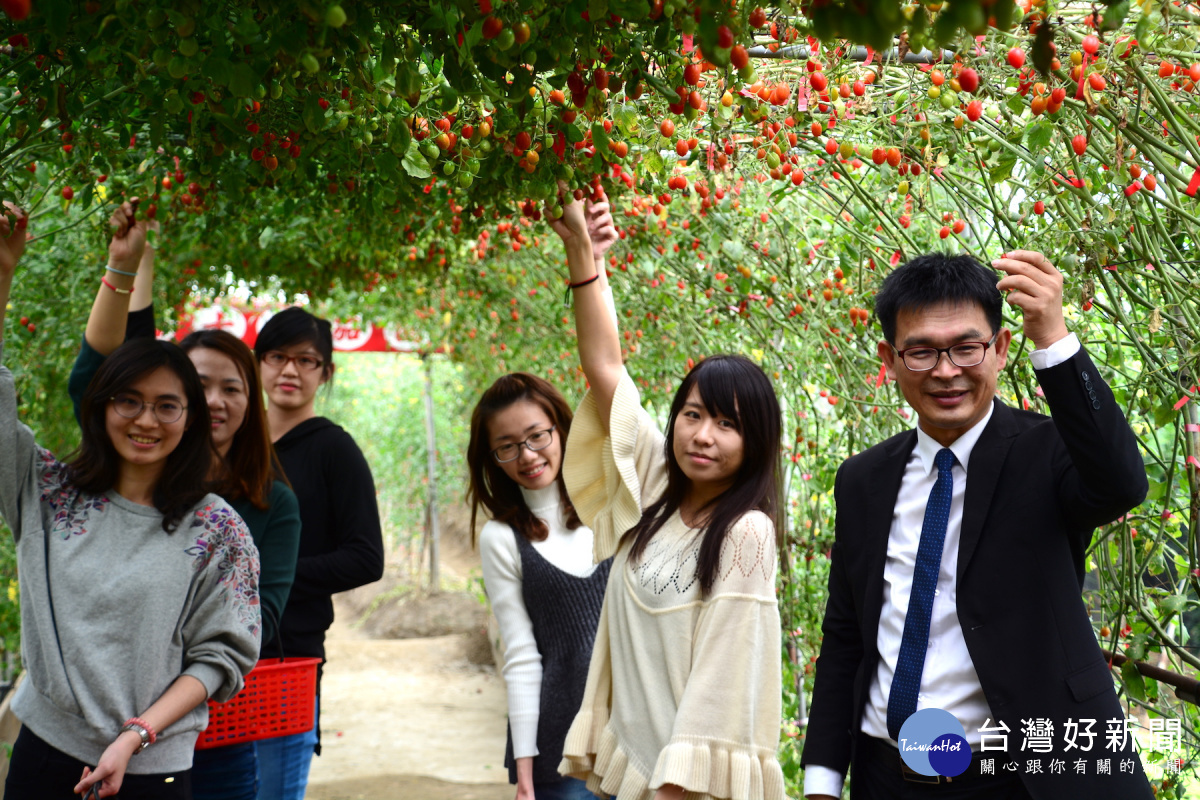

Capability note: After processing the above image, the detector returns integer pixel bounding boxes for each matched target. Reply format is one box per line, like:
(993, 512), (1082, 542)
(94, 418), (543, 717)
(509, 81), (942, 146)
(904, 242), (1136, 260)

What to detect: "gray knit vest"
(504, 529), (612, 785)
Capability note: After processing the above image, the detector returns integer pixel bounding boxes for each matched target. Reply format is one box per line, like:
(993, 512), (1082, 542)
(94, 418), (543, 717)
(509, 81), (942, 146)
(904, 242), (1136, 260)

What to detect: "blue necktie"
(887, 447), (955, 740)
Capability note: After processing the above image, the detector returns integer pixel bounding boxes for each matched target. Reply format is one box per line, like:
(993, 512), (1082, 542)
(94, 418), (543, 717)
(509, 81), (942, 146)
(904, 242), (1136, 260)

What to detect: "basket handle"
(262, 605), (286, 664)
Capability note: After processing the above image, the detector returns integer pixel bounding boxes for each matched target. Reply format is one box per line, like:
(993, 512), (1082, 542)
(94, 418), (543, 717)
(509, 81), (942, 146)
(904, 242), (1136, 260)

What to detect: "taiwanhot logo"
(897, 708), (972, 777)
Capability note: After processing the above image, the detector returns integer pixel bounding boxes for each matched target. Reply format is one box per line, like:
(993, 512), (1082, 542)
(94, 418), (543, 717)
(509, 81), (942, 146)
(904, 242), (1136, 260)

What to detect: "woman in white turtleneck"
(468, 372), (611, 800)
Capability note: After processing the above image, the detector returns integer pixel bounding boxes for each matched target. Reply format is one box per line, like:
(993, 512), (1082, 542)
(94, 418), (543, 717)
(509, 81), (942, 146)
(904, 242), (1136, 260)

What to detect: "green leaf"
(613, 106), (638, 136)
(1160, 594), (1188, 614)
(259, 226), (276, 249)
(1005, 95), (1025, 115)
(721, 239), (747, 260)
(229, 63), (259, 100)
(1120, 660), (1146, 703)
(989, 155), (1017, 183)
(302, 94), (326, 135)
(402, 139), (433, 179)
(643, 149), (664, 175)
(1025, 122), (1055, 153)
(378, 152), (401, 181)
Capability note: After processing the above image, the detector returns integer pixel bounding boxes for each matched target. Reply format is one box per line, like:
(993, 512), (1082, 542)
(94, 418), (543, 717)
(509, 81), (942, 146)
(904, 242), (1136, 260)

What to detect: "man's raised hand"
(992, 250), (1070, 350)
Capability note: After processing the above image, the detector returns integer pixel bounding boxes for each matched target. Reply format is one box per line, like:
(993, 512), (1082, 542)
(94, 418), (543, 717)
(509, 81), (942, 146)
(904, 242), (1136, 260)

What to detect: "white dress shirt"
(804, 333), (1080, 798)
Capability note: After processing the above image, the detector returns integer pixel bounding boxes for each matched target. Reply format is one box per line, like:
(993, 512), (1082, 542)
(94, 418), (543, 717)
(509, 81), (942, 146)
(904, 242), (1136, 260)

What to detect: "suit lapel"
(861, 431), (917, 646)
(958, 399), (1019, 580)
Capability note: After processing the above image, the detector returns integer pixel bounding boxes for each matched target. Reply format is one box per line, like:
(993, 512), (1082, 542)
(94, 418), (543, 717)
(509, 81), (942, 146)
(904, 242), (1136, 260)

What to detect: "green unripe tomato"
(326, 4), (347, 27)
(333, 114), (349, 132)
(178, 37), (199, 58)
(421, 142), (439, 159)
(361, 131), (373, 145)
(270, 83), (283, 100)
(939, 91), (957, 109)
(442, 161), (456, 175)
(301, 53), (321, 75)
(175, 16), (196, 38)
(152, 47), (171, 68)
(897, 179), (910, 194)
(164, 91), (183, 114)
(495, 28), (516, 50)
(168, 56), (189, 80)
(458, 171), (474, 188)
(146, 7), (167, 27)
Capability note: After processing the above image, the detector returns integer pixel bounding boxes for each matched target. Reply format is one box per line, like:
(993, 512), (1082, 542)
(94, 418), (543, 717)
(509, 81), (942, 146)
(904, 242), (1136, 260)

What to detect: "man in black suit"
(801, 250), (1153, 799)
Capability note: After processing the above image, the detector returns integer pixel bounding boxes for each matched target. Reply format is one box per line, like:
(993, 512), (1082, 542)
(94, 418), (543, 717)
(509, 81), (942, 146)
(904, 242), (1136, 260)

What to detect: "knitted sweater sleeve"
(479, 519), (542, 759)
(0, 340), (53, 544)
(179, 500), (263, 702)
(650, 511), (787, 800)
(562, 367), (668, 562)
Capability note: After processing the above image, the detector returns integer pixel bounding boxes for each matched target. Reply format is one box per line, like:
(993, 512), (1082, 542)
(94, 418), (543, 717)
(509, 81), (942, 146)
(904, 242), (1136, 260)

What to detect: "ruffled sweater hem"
(560, 711), (788, 800)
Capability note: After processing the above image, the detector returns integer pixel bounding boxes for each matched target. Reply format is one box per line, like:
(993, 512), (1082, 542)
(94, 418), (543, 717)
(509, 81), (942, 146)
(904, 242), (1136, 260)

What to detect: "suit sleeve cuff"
(803, 765), (845, 797)
(1029, 332), (1080, 371)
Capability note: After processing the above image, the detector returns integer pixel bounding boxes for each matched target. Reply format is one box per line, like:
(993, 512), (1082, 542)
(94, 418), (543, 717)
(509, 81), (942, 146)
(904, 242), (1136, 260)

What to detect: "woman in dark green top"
(69, 200), (302, 800)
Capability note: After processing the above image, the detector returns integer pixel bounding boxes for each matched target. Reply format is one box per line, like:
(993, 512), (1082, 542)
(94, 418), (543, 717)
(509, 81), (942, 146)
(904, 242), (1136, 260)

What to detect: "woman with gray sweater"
(0, 202), (261, 799)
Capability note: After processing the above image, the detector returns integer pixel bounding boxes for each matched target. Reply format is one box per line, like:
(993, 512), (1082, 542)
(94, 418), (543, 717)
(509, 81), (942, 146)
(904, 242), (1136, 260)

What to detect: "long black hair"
(467, 372), (582, 545)
(180, 329), (289, 510)
(68, 338), (212, 533)
(623, 355), (783, 595)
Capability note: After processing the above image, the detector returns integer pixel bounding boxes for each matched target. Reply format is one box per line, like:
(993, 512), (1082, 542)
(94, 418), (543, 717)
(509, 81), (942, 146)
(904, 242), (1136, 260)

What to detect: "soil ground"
(304, 510), (514, 800)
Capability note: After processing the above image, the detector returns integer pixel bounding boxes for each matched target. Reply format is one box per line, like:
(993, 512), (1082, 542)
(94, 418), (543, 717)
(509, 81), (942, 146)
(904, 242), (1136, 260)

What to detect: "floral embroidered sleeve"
(180, 497), (262, 702)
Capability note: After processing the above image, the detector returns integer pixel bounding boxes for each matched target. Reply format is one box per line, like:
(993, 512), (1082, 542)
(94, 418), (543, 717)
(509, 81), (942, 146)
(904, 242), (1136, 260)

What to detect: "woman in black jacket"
(252, 307), (385, 800)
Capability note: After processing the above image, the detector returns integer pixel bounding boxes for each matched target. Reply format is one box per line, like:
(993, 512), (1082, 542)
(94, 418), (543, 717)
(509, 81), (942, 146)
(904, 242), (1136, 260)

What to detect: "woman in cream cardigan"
(548, 189), (787, 800)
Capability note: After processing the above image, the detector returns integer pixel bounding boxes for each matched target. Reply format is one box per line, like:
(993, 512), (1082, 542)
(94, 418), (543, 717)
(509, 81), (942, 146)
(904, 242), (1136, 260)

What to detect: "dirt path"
(304, 507), (516, 800)
(304, 618), (514, 800)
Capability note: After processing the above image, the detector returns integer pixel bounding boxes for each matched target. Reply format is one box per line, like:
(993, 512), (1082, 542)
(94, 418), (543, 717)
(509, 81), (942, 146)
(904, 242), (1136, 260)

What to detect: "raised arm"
(548, 188), (622, 434)
(0, 202), (28, 331)
(129, 219), (158, 314)
(85, 200), (148, 356)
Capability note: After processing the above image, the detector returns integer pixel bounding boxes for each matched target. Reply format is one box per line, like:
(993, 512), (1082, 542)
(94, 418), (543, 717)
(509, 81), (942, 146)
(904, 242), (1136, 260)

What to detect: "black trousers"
(852, 734), (1034, 800)
(4, 725), (192, 800)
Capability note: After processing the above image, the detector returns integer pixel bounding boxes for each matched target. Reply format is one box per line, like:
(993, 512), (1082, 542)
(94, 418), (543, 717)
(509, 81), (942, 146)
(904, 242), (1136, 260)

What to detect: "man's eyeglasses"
(110, 393), (187, 424)
(491, 426), (556, 463)
(894, 332), (999, 372)
(262, 351), (325, 372)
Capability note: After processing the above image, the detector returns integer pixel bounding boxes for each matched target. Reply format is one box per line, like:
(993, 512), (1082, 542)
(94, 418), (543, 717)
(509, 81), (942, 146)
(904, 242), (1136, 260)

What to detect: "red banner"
(170, 305), (422, 353)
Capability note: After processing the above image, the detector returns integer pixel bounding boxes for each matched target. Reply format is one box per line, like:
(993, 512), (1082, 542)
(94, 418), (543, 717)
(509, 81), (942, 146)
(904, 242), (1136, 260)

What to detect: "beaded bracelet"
(101, 277), (133, 295)
(120, 716), (157, 753)
(105, 265), (138, 277)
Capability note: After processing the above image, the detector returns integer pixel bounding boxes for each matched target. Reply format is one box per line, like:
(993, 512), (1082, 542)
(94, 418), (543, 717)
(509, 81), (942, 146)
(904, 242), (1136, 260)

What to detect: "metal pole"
(422, 354), (441, 592)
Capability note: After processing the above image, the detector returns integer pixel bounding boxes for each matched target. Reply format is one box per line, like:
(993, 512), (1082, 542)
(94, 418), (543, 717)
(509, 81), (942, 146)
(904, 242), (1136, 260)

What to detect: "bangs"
(689, 359), (744, 428)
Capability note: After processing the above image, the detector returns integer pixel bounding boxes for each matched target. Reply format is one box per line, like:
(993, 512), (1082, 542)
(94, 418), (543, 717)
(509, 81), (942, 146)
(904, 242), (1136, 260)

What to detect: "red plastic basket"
(196, 657), (321, 750)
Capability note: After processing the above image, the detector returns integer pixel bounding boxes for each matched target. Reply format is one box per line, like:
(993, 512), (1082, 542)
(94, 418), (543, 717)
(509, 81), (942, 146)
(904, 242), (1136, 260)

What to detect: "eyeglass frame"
(261, 350), (326, 372)
(893, 332), (1000, 372)
(108, 393), (188, 424)
(491, 424), (558, 463)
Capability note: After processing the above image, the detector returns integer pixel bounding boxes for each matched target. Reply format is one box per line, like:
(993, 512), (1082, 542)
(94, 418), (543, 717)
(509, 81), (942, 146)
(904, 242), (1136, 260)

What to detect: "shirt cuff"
(1028, 332), (1080, 371)
(803, 765), (845, 798)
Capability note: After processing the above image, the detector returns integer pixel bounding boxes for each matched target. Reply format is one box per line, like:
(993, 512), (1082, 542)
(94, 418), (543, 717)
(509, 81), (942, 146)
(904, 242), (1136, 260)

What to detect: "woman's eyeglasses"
(491, 426), (556, 463)
(262, 351), (325, 372)
(109, 393), (186, 424)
